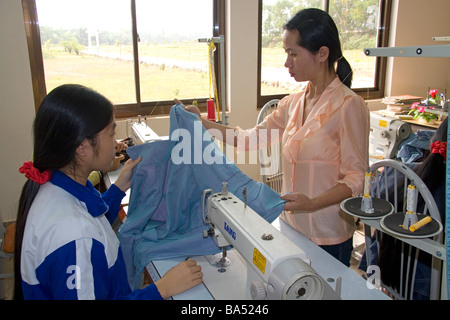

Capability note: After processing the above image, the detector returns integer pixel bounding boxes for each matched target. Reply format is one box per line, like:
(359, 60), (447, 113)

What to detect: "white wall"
(1, 0), (450, 222)
(0, 1), (36, 222)
(386, 0), (450, 96)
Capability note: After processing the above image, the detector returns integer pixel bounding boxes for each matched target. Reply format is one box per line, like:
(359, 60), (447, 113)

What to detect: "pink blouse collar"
(283, 77), (350, 163)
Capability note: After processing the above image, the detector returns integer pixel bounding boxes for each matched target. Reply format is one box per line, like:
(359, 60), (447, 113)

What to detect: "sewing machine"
(200, 183), (340, 300)
(130, 116), (160, 145)
(146, 194), (390, 300)
(370, 112), (411, 159)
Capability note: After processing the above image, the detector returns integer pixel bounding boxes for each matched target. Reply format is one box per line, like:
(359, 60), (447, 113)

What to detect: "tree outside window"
(29, 0), (221, 116)
(260, 0), (389, 103)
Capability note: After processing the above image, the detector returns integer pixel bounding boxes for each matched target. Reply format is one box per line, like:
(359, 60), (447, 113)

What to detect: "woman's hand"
(155, 259), (203, 299)
(281, 192), (315, 212)
(175, 98), (201, 119)
(184, 104), (201, 118)
(281, 184), (353, 213)
(114, 156), (141, 192)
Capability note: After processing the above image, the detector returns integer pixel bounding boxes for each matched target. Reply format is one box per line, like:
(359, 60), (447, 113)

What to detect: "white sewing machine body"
(201, 185), (339, 300)
(370, 112), (411, 159)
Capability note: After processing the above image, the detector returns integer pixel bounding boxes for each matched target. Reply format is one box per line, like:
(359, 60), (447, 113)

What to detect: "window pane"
(136, 0), (213, 102)
(36, 0), (135, 104)
(260, 0), (381, 96)
(261, 0), (322, 96)
(329, 0), (380, 89)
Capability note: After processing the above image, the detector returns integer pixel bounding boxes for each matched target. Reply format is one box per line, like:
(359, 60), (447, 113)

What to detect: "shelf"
(364, 44), (450, 58)
(423, 107), (449, 116)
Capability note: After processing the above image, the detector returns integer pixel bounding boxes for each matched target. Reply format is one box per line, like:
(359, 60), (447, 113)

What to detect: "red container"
(207, 99), (216, 121)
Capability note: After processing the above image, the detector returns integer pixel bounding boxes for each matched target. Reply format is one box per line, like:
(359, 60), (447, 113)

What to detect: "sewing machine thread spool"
(409, 216), (432, 232)
(361, 171), (374, 214)
(221, 181), (228, 195)
(207, 99), (216, 121)
(401, 184), (418, 229)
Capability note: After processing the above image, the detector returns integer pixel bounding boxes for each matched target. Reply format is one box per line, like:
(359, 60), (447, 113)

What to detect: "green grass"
(43, 46), (211, 104)
(43, 44), (376, 103)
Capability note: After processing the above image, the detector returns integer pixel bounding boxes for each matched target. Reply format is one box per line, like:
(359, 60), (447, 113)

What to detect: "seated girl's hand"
(114, 156), (141, 192)
(115, 141), (128, 153)
(155, 259), (203, 299)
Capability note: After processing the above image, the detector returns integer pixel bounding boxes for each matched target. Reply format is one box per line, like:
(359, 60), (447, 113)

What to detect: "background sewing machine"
(130, 115), (161, 145)
(146, 184), (390, 300)
(370, 112), (412, 159)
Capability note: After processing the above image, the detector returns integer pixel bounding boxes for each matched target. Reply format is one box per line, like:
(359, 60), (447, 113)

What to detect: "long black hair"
(284, 8), (353, 88)
(414, 117), (447, 204)
(14, 84), (114, 299)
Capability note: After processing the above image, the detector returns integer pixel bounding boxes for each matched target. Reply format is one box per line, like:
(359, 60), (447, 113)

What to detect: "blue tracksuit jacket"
(20, 170), (163, 300)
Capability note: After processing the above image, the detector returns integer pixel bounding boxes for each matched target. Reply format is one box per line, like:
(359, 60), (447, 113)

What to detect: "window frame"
(22, 0), (226, 118)
(257, 0), (392, 108)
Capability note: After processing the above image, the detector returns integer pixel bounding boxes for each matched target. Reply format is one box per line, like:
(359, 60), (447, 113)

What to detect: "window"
(258, 0), (391, 107)
(36, 0), (135, 105)
(23, 0), (224, 117)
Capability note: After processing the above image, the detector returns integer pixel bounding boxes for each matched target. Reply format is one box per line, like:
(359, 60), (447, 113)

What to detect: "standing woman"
(14, 84), (202, 300)
(185, 9), (369, 266)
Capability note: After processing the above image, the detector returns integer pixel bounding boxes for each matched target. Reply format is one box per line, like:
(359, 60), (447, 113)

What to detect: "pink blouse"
(237, 77), (369, 245)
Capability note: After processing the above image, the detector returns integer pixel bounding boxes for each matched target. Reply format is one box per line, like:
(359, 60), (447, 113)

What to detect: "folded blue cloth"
(397, 129), (436, 163)
(118, 104), (285, 288)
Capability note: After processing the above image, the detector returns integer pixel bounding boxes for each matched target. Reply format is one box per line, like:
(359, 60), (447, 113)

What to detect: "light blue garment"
(118, 104), (285, 288)
(397, 129), (436, 163)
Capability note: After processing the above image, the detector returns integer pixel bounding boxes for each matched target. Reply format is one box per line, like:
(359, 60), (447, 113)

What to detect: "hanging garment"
(118, 104), (285, 288)
(397, 129), (435, 163)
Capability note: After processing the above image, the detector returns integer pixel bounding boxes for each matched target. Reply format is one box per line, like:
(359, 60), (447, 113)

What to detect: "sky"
(36, 0), (213, 35)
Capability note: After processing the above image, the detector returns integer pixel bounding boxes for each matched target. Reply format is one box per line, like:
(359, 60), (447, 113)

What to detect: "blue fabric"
(397, 130), (436, 163)
(118, 104), (285, 288)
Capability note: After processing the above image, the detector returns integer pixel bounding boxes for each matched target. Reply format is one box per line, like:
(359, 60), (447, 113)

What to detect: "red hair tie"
(430, 141), (447, 161)
(19, 161), (52, 185)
